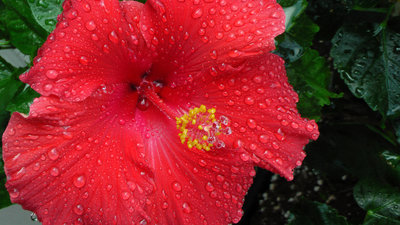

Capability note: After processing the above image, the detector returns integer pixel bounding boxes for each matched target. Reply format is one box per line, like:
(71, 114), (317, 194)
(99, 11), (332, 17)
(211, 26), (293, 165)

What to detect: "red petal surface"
(21, 0), (151, 102)
(161, 53), (319, 180)
(138, 0), (285, 82)
(135, 107), (255, 224)
(3, 85), (157, 224)
(3, 85), (255, 224)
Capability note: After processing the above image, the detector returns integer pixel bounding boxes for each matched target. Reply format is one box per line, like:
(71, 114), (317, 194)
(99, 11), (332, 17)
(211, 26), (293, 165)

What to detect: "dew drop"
(172, 181), (182, 192)
(246, 118), (257, 129)
(48, 148), (59, 161)
(258, 134), (269, 144)
(244, 96), (255, 105)
(109, 31), (119, 44)
(74, 204), (84, 215)
(46, 70), (58, 79)
(85, 21), (96, 31)
(122, 191), (130, 200)
(50, 167), (60, 176)
(182, 202), (192, 213)
(205, 182), (215, 192)
(192, 8), (203, 19)
(74, 175), (86, 188)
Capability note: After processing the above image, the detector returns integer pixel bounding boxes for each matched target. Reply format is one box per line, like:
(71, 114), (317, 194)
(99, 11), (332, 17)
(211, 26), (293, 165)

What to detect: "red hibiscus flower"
(2, 0), (319, 224)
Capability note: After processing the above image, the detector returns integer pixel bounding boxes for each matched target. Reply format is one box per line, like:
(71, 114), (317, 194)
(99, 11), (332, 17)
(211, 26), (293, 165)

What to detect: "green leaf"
(0, 7), (45, 57)
(277, 0), (298, 7)
(6, 85), (39, 114)
(283, 0), (308, 32)
(0, 147), (11, 210)
(330, 23), (400, 117)
(354, 179), (400, 224)
(26, 0), (63, 33)
(286, 49), (342, 120)
(276, 14), (320, 63)
(288, 200), (349, 225)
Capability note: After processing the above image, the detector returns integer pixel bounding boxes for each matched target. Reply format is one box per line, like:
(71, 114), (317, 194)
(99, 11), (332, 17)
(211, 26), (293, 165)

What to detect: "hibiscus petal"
(3, 85), (158, 224)
(161, 53), (319, 180)
(3, 83), (255, 224)
(21, 0), (151, 102)
(131, 106), (256, 224)
(135, 0), (285, 82)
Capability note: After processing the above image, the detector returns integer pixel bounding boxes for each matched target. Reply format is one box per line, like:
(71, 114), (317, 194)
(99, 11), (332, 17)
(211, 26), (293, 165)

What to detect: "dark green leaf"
(0, 8), (44, 57)
(283, 0), (307, 32)
(287, 14), (319, 48)
(277, 0), (298, 8)
(331, 23), (400, 117)
(286, 49), (342, 120)
(354, 179), (400, 224)
(26, 0), (63, 33)
(0, 147), (11, 210)
(6, 85), (39, 114)
(288, 200), (349, 225)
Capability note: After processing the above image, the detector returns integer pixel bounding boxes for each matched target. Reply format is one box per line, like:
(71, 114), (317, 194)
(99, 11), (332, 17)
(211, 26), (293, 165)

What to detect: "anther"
(176, 105), (231, 151)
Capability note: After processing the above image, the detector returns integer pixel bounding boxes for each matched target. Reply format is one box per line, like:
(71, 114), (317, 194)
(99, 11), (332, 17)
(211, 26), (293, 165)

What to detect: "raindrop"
(122, 192), (130, 200)
(73, 175), (86, 188)
(85, 21), (96, 31)
(246, 118), (257, 129)
(182, 202), (192, 213)
(258, 134), (269, 144)
(74, 204), (84, 215)
(46, 70), (58, 79)
(172, 181), (182, 192)
(48, 148), (59, 160)
(50, 167), (60, 176)
(205, 182), (215, 192)
(192, 8), (203, 19)
(79, 56), (89, 65)
(244, 96), (255, 105)
(109, 31), (119, 44)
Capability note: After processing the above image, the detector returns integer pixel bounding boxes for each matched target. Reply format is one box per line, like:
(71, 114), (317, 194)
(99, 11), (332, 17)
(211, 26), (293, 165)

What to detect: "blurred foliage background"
(0, 0), (399, 224)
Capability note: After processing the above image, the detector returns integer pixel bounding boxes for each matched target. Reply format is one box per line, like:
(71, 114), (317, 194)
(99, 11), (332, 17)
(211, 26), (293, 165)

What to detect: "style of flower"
(2, 0), (319, 224)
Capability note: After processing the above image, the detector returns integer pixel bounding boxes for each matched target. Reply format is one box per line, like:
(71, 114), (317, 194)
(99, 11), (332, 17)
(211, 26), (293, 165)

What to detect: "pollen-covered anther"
(176, 105), (231, 151)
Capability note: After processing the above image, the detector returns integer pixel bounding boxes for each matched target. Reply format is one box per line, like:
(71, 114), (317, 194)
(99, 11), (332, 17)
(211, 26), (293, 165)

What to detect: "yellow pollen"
(176, 105), (231, 151)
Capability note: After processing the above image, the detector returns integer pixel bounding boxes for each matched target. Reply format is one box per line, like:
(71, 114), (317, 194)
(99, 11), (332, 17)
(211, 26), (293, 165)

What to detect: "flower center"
(176, 105), (231, 151)
(137, 81), (231, 151)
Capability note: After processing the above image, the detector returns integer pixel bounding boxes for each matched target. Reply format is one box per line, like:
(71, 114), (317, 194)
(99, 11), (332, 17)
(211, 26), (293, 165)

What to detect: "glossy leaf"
(6, 85), (39, 114)
(354, 179), (400, 224)
(288, 200), (349, 225)
(0, 7), (44, 57)
(331, 23), (400, 117)
(26, 0), (63, 33)
(286, 49), (342, 120)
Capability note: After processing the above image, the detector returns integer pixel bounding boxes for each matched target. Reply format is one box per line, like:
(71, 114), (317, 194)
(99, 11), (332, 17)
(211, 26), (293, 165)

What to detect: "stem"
(352, 6), (390, 14)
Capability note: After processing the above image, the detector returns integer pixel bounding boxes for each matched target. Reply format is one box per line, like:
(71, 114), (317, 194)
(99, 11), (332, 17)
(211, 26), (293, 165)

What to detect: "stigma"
(176, 105), (232, 151)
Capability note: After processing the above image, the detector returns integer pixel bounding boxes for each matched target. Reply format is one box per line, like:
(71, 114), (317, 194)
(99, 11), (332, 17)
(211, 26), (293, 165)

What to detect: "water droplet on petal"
(122, 192), (130, 200)
(109, 31), (119, 44)
(48, 148), (59, 160)
(74, 175), (86, 188)
(258, 134), (269, 144)
(50, 167), (60, 176)
(85, 21), (96, 31)
(182, 202), (192, 213)
(46, 70), (58, 79)
(246, 118), (257, 129)
(73, 204), (84, 215)
(192, 8), (203, 19)
(205, 182), (215, 192)
(172, 181), (182, 192)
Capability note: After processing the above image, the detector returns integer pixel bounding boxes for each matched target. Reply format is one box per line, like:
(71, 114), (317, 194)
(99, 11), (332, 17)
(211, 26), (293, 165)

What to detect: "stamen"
(176, 105), (231, 151)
